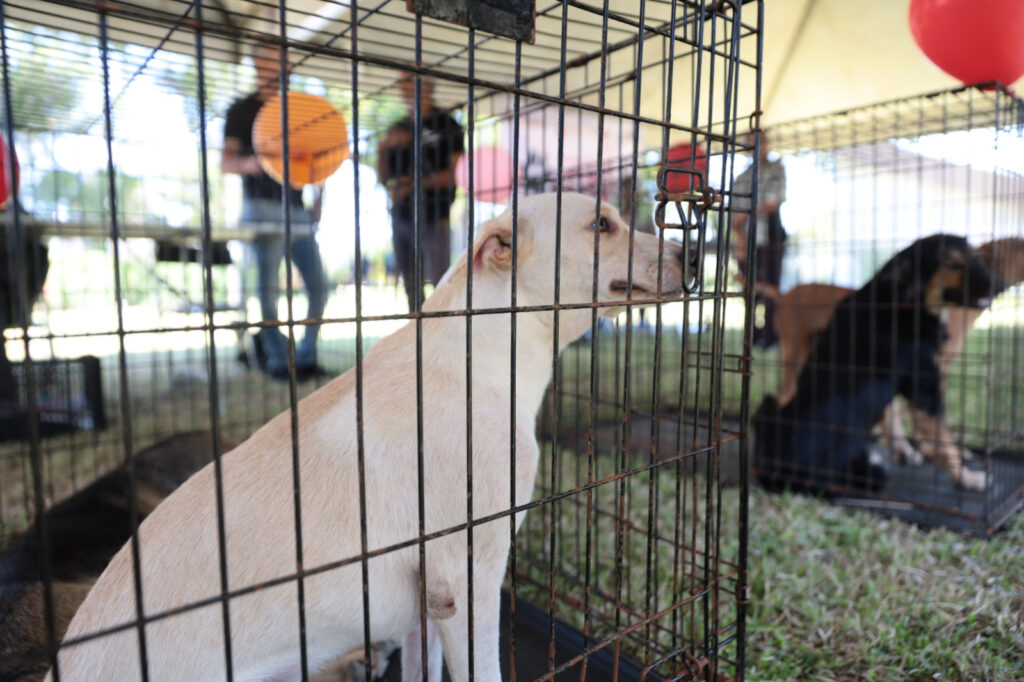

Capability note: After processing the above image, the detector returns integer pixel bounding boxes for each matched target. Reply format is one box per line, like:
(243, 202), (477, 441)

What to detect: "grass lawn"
(745, 488), (1024, 681)
(515, 448), (1024, 681)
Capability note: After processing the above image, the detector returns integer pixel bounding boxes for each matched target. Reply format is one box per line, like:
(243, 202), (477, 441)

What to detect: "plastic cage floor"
(833, 448), (1024, 537)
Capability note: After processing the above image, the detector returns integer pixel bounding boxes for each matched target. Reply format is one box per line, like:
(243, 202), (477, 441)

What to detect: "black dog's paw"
(752, 395), (780, 445)
(846, 451), (889, 493)
(755, 394), (779, 418)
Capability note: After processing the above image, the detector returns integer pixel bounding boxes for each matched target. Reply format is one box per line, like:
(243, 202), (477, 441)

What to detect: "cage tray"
(835, 448), (1024, 537)
(377, 590), (663, 681)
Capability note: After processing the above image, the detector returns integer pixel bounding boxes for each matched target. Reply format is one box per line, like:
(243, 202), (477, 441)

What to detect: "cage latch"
(654, 167), (720, 294)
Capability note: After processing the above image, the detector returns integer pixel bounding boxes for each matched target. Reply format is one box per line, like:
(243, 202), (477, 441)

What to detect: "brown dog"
(758, 237), (1023, 488)
(756, 281), (851, 406)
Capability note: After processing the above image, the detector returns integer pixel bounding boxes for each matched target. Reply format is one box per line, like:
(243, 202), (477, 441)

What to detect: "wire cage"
(0, 1), (762, 680)
(748, 84), (1024, 537)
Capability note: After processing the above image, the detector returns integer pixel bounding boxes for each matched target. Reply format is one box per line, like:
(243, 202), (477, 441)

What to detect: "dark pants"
(753, 242), (785, 348)
(391, 213), (451, 312)
(746, 210), (786, 349)
(243, 199), (327, 372)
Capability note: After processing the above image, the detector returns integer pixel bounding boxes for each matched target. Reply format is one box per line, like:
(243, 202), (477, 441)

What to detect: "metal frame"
(755, 84), (1024, 537)
(0, 1), (762, 680)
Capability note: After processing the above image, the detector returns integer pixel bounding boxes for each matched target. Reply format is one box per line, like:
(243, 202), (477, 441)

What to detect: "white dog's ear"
(472, 213), (515, 274)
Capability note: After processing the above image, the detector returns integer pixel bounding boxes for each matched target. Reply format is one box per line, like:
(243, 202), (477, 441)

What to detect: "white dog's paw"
(893, 438), (924, 466)
(956, 467), (987, 491)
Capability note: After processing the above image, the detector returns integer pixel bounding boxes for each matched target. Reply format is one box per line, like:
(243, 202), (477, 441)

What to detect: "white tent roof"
(758, 0), (1022, 125)
(10, 1), (1020, 135)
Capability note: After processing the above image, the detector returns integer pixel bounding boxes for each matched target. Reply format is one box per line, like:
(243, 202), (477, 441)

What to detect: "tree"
(5, 24), (87, 132)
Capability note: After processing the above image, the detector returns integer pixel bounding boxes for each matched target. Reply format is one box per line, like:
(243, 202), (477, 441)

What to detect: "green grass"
(515, 445), (1024, 681)
(515, 444), (743, 678)
(746, 489), (1024, 681)
(531, 321), (1023, 679)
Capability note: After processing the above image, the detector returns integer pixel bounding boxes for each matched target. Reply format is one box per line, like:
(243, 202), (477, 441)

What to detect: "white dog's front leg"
(433, 572), (503, 682)
(401, 618), (443, 682)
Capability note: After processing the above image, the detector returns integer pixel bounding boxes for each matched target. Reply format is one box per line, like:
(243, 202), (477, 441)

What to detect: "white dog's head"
(432, 192), (686, 344)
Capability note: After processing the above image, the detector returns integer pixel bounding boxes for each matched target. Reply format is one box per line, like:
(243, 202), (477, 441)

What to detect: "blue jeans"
(243, 199), (328, 372)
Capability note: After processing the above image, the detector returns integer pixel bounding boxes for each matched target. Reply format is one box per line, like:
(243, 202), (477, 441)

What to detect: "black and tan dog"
(0, 432), (232, 682)
(753, 234), (1005, 495)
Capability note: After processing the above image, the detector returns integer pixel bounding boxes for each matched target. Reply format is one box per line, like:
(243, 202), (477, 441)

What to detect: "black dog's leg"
(898, 352), (984, 489)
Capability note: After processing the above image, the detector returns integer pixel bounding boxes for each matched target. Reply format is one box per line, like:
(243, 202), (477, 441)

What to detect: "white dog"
(50, 192), (686, 682)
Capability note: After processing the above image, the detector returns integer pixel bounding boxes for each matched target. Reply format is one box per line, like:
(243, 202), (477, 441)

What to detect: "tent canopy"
(14, 0), (1010, 129)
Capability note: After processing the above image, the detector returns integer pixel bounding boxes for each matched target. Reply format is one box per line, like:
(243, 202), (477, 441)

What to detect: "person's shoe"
(266, 364), (332, 383)
(296, 364), (332, 382)
(239, 332), (268, 370)
(267, 366), (293, 383)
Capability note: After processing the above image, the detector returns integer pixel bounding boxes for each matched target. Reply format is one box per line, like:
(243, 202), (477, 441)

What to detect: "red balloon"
(455, 145), (513, 204)
(0, 135), (17, 208)
(910, 0), (1024, 87)
(664, 143), (707, 194)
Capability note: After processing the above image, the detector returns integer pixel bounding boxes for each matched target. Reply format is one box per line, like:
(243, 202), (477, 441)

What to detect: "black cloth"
(766, 207), (787, 248)
(737, 209), (787, 282)
(223, 93), (304, 208)
(752, 210), (786, 349)
(384, 108), (464, 222)
(0, 227), (48, 403)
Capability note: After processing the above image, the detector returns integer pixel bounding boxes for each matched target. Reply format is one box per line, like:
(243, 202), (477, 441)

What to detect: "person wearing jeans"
(222, 43), (330, 381)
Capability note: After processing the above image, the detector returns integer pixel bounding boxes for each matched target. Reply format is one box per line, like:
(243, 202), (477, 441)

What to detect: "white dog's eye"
(589, 216), (612, 233)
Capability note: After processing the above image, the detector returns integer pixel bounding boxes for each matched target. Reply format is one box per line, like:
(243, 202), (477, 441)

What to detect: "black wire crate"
(747, 85), (1024, 537)
(527, 306), (746, 680)
(0, 1), (761, 680)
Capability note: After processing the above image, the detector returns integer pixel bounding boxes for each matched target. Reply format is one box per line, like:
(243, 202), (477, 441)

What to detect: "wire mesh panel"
(0, 1), (761, 680)
(750, 85), (1024, 537)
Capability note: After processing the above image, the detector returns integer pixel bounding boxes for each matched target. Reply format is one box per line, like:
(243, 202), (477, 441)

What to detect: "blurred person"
(731, 132), (787, 348)
(222, 43), (330, 382)
(377, 70), (464, 312)
(0, 222), (48, 430)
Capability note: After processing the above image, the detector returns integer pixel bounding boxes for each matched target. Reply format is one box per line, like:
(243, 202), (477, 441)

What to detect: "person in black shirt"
(222, 44), (329, 382)
(731, 132), (787, 349)
(377, 72), (464, 312)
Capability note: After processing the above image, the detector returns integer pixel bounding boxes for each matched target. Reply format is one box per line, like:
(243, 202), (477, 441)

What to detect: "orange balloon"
(252, 92), (350, 189)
